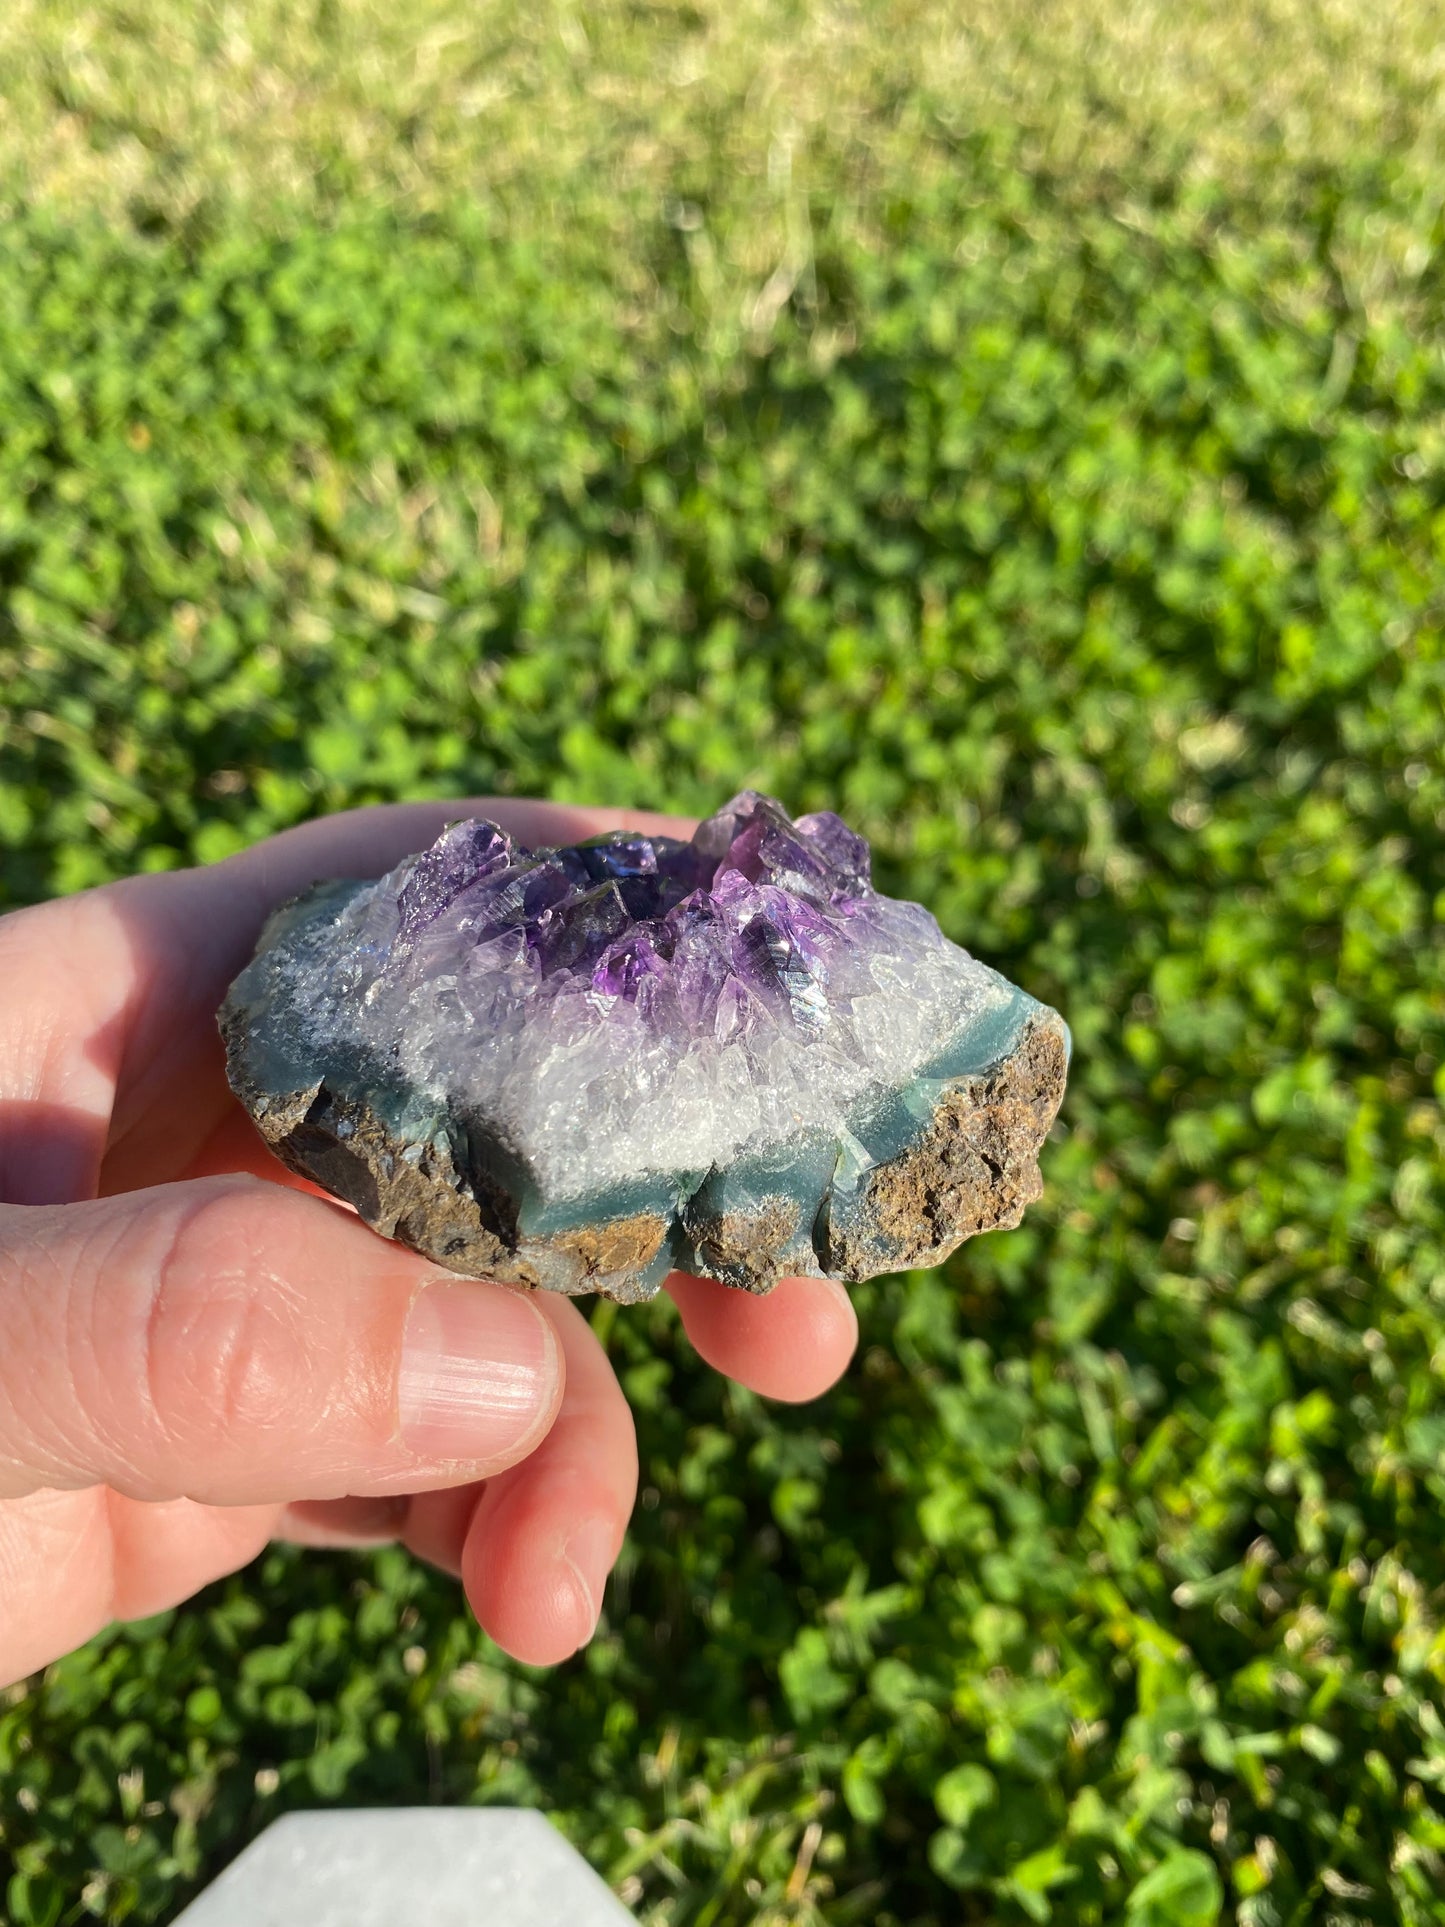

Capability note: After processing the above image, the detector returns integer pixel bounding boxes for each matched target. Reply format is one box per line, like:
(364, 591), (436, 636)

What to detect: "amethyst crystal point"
(220, 794), (1070, 1302)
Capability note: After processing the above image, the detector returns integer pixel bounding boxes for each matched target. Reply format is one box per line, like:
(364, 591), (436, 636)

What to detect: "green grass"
(2, 4), (1445, 1923)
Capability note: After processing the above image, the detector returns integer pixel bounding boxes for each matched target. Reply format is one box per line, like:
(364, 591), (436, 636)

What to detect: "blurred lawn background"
(3, 2), (1445, 1922)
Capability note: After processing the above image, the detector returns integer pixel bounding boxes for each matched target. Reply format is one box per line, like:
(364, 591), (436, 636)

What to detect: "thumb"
(0, 1176), (563, 1505)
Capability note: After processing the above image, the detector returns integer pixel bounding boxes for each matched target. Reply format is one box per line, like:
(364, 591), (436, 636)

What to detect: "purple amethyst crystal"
(220, 792), (1069, 1302)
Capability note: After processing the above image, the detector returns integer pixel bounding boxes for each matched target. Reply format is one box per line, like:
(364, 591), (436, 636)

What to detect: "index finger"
(665, 1269), (859, 1401)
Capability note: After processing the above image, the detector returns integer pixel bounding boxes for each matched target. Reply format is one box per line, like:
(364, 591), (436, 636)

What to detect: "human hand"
(0, 801), (858, 1688)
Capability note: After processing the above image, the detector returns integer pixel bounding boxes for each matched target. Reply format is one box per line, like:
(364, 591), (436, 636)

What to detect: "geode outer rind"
(221, 795), (1069, 1301)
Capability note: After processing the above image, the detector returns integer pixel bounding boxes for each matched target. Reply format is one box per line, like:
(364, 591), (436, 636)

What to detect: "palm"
(0, 801), (856, 1685)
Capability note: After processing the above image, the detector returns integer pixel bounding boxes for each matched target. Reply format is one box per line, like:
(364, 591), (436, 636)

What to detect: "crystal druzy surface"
(221, 792), (1070, 1302)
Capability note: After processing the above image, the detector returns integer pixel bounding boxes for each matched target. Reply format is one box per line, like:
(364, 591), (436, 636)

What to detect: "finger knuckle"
(143, 1182), (320, 1450)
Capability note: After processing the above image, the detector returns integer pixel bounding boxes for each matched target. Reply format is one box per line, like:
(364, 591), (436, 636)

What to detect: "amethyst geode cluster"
(221, 792), (1069, 1302)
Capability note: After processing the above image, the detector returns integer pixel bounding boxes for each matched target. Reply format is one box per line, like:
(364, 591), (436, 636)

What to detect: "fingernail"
(398, 1282), (557, 1463)
(561, 1518), (616, 1648)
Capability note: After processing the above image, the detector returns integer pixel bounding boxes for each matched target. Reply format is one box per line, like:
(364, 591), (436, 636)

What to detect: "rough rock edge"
(683, 1196), (807, 1296)
(222, 998), (1068, 1301)
(820, 1010), (1070, 1280)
